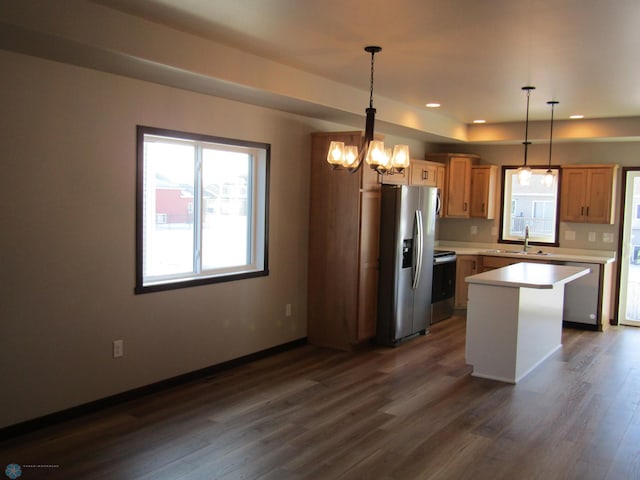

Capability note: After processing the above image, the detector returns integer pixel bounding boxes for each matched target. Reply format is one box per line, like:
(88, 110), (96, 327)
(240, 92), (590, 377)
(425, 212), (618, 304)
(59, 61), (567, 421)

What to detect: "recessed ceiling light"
(570, 114), (584, 119)
(473, 119), (486, 124)
(425, 103), (440, 108)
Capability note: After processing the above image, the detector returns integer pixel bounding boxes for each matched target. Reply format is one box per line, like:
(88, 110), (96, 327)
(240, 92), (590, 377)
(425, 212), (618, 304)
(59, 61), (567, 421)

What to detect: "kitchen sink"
(483, 249), (550, 256)
(483, 249), (522, 254)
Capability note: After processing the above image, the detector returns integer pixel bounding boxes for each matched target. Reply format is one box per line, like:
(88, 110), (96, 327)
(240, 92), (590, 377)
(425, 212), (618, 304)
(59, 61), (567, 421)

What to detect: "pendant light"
(516, 86), (535, 186)
(326, 46), (410, 175)
(543, 100), (559, 187)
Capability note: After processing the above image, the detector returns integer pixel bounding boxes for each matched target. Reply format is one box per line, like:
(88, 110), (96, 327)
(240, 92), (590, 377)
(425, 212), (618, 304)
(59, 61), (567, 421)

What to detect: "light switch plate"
(588, 232), (596, 242)
(471, 225), (478, 235)
(603, 232), (614, 243)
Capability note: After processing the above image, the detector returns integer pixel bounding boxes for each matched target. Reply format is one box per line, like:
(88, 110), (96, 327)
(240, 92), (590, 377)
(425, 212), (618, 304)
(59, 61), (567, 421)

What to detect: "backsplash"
(437, 217), (617, 251)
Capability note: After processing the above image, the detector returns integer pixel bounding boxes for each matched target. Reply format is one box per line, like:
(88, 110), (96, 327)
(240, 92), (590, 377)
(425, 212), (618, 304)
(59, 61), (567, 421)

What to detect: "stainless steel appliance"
(431, 250), (457, 323)
(560, 261), (599, 329)
(376, 185), (437, 346)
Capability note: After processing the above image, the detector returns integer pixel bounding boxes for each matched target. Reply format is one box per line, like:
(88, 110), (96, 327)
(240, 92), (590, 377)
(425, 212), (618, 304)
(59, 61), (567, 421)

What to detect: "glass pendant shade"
(343, 145), (359, 168)
(365, 140), (387, 168)
(543, 169), (555, 187)
(391, 144), (410, 170)
(327, 141), (345, 166)
(517, 166), (532, 186)
(327, 141), (360, 169)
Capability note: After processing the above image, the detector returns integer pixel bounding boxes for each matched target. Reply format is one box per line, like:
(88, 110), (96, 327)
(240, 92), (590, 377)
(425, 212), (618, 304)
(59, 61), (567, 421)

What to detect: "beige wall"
(0, 50), (319, 428)
(434, 142), (640, 251)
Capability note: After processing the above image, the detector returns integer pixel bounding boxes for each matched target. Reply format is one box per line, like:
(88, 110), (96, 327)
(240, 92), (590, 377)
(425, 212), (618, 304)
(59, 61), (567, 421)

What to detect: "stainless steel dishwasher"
(560, 261), (599, 329)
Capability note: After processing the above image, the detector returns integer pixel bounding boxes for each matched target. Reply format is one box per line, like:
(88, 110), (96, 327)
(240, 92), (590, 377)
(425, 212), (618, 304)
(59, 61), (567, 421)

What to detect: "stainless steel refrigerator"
(376, 184), (437, 346)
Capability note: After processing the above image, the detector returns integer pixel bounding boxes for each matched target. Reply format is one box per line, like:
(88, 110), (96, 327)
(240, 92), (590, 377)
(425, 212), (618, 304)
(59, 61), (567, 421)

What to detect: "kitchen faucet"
(523, 225), (529, 253)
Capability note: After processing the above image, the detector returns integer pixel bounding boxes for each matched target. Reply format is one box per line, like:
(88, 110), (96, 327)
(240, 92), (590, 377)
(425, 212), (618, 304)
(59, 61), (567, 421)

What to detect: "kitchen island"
(465, 262), (589, 383)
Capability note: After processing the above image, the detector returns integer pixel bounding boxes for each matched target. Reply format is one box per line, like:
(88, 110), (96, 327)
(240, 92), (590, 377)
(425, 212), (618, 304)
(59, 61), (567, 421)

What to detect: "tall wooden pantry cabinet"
(308, 132), (381, 350)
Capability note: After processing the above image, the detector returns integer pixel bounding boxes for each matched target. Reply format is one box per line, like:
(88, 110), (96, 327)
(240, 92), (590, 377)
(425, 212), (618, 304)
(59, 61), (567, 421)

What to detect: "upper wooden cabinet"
(470, 165), (498, 219)
(308, 132), (381, 350)
(409, 160), (437, 187)
(381, 165), (409, 185)
(425, 153), (480, 218)
(560, 165), (618, 224)
(409, 159), (446, 216)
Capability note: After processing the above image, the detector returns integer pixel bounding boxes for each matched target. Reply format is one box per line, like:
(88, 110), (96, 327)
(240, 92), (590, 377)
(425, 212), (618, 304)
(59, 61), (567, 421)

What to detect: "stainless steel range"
(431, 249), (457, 323)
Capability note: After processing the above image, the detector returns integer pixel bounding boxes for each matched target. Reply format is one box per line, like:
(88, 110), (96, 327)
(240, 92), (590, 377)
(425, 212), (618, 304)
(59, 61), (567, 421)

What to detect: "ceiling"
(92, 0), (640, 127)
(2, 0), (640, 143)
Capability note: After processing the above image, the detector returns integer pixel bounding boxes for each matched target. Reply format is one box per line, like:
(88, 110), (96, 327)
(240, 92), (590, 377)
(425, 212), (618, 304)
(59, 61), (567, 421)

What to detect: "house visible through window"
(500, 167), (560, 245)
(136, 126), (269, 293)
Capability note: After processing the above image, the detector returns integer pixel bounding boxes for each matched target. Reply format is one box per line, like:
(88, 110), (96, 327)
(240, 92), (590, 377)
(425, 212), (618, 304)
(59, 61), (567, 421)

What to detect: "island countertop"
(465, 262), (590, 289)
(437, 241), (615, 264)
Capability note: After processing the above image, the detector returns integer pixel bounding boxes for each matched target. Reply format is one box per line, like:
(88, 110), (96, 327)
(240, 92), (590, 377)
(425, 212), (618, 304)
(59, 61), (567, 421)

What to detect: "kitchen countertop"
(465, 262), (590, 289)
(437, 241), (616, 264)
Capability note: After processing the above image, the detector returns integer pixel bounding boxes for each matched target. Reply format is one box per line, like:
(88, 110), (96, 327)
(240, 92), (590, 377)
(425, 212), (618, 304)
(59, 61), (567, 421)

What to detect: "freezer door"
(394, 186), (421, 340)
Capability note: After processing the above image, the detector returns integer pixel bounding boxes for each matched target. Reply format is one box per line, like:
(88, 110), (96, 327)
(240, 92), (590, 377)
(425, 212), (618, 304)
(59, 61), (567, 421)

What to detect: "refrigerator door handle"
(412, 209), (424, 289)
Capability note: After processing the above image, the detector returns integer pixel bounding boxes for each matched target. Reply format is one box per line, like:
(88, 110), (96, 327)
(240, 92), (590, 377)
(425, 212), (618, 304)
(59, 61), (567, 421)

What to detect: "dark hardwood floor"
(2, 315), (640, 480)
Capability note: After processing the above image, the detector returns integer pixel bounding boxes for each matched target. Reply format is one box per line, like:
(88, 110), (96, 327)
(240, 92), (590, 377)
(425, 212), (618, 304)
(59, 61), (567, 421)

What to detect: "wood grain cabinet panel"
(560, 165), (617, 224)
(308, 132), (381, 350)
(470, 165), (498, 219)
(409, 160), (438, 187)
(454, 255), (478, 309)
(425, 153), (483, 218)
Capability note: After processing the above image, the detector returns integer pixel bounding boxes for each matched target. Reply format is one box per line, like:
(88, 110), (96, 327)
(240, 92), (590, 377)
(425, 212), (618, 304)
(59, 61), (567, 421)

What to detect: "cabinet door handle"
(586, 206), (590, 216)
(481, 203), (485, 213)
(581, 206), (584, 215)
(472, 260), (476, 270)
(464, 202), (468, 211)
(422, 170), (429, 180)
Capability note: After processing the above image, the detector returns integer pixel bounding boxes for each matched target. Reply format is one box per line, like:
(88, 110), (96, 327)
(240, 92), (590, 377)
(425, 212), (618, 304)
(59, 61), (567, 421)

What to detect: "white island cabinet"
(465, 262), (589, 384)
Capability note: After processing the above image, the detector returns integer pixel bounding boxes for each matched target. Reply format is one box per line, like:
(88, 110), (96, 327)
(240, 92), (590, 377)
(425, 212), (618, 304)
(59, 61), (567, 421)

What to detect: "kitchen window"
(136, 126), (269, 293)
(500, 167), (560, 246)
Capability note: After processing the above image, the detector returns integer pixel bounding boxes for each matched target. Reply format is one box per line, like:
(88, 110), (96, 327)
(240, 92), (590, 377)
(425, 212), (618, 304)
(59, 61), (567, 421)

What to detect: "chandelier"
(326, 46), (410, 175)
(516, 86), (535, 186)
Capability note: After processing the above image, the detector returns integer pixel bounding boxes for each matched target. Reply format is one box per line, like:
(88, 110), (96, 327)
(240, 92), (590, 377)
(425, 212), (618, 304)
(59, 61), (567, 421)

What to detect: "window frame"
(135, 125), (270, 294)
(498, 165), (561, 247)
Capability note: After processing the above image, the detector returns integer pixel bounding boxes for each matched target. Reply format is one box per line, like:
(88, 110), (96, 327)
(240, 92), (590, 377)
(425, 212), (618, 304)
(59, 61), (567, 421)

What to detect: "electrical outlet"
(588, 232), (596, 242)
(285, 304), (292, 317)
(113, 339), (123, 358)
(565, 230), (576, 241)
(470, 225), (478, 235)
(603, 233), (614, 243)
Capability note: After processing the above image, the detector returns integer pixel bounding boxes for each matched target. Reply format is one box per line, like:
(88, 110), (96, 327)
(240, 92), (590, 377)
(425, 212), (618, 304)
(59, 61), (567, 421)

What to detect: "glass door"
(619, 169), (640, 326)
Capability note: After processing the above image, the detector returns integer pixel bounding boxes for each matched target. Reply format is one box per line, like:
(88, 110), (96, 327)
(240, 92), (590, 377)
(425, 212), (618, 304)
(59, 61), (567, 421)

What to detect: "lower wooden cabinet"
(454, 255), (478, 309)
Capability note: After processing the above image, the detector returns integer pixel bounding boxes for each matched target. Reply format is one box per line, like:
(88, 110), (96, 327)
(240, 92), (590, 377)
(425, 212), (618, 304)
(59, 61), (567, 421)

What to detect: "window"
(136, 126), (269, 293)
(500, 167), (560, 245)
